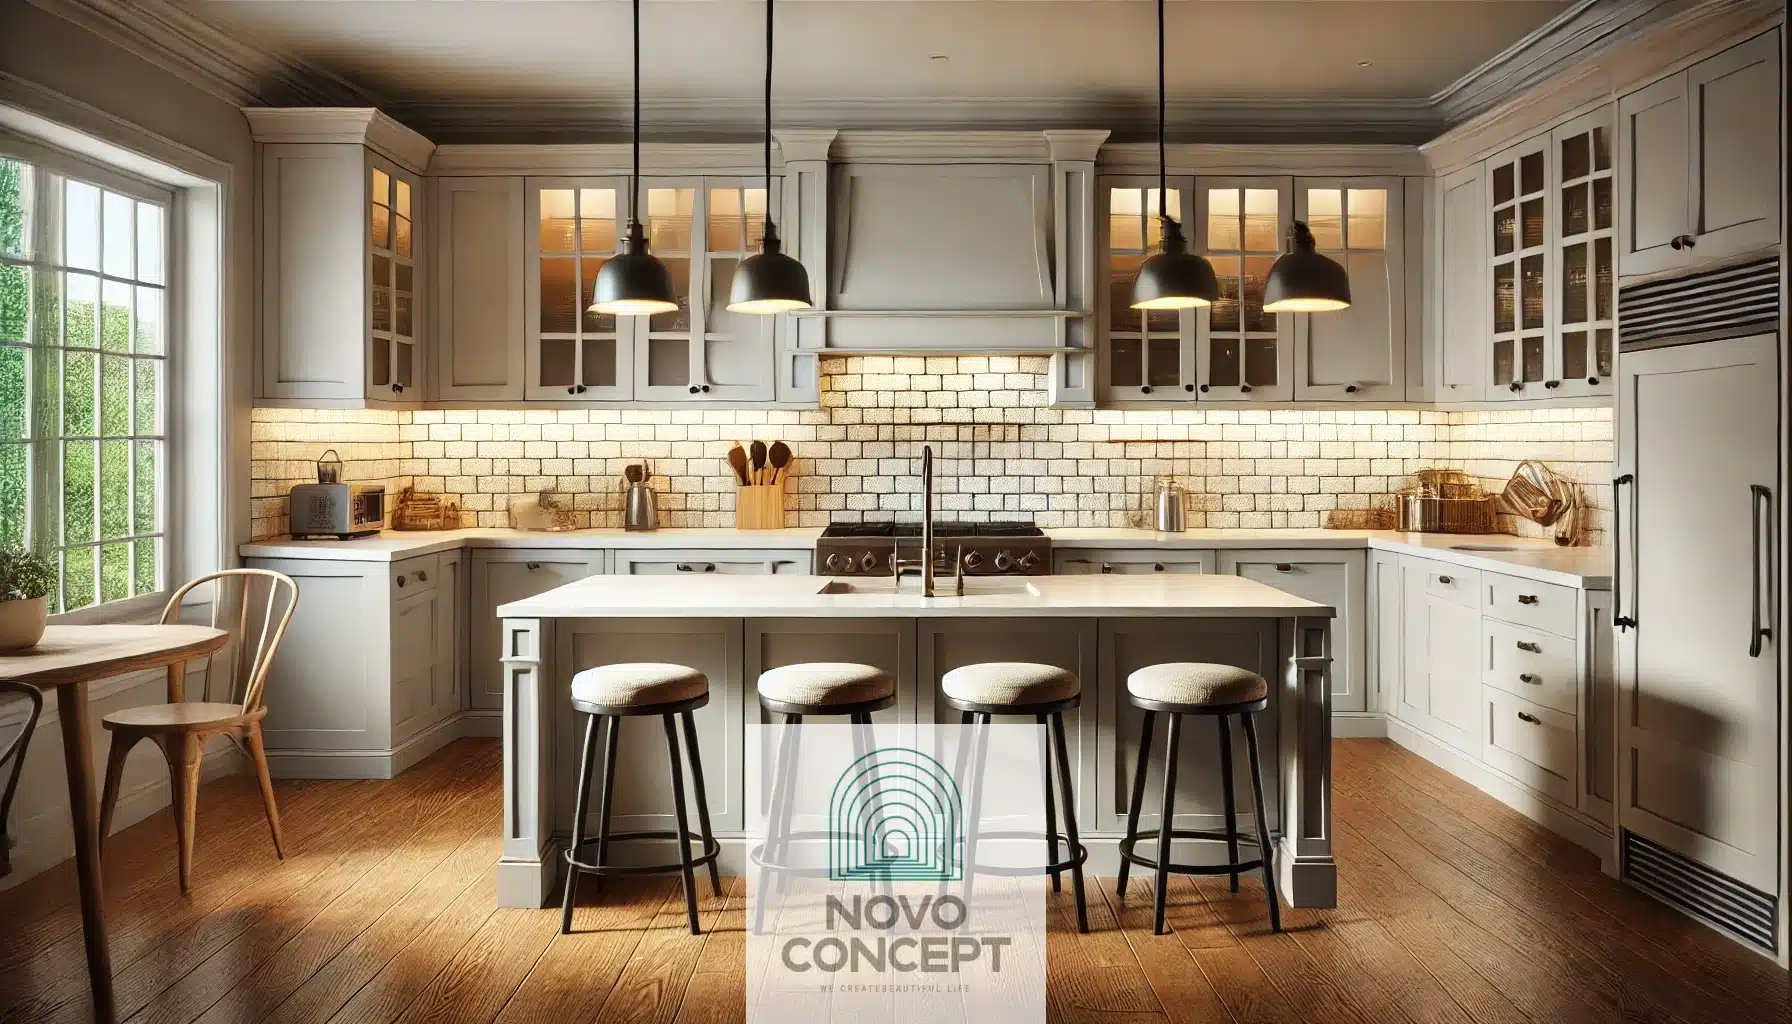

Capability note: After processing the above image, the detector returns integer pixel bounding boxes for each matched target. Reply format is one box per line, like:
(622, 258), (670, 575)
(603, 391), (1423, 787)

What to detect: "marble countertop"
(496, 572), (1335, 619)
(242, 526), (1609, 589)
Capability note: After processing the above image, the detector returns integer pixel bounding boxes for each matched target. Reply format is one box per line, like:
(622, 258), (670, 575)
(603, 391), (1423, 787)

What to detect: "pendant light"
(728, 0), (813, 314)
(1262, 220), (1352, 312)
(590, 0), (678, 316)
(1130, 0), (1217, 310)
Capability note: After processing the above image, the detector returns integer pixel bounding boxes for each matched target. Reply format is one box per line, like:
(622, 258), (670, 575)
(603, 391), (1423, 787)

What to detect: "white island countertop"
(496, 572), (1335, 619)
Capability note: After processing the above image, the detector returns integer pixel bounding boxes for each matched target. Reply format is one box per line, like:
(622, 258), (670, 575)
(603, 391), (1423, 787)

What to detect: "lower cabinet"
(1219, 549), (1366, 713)
(612, 549), (813, 575)
(1398, 558), (1484, 753)
(1054, 548), (1218, 574)
(469, 549), (607, 711)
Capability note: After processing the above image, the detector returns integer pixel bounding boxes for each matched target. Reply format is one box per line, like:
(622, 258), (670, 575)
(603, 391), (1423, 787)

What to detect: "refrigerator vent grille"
(1622, 830), (1778, 951)
(1617, 257), (1780, 348)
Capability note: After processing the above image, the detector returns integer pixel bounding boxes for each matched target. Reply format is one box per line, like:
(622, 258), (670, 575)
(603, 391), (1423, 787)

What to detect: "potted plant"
(0, 549), (54, 651)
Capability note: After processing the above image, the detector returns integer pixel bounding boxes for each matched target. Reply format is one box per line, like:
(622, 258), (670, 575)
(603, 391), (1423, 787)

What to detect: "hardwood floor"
(1, 738), (1785, 1023)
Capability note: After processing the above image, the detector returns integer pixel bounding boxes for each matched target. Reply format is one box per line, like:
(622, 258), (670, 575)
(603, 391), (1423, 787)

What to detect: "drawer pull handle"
(1153, 563), (1165, 572)
(1101, 563), (1113, 574)
(1516, 641), (1541, 653)
(526, 562), (541, 571)
(1517, 711), (1541, 725)
(1274, 563), (1294, 573)
(416, 570), (428, 582)
(1517, 594), (1539, 605)
(1519, 673), (1538, 684)
(395, 575), (406, 587)
(1437, 575), (1453, 585)
(677, 562), (717, 573)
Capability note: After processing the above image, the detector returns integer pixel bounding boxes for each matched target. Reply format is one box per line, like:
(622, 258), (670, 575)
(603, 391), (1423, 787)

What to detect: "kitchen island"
(494, 572), (1336, 910)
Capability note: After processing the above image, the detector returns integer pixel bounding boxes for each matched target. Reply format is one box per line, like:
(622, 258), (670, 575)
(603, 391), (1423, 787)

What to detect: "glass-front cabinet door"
(1292, 178), (1404, 401)
(1549, 109), (1615, 398)
(525, 178), (632, 400)
(366, 157), (420, 401)
(1099, 178), (1193, 401)
(1487, 136), (1551, 398)
(1195, 178), (1293, 401)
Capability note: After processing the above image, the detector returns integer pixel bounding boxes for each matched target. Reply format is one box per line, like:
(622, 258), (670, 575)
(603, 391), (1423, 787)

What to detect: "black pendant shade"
(727, 0), (812, 314)
(1262, 221), (1352, 313)
(1129, 0), (1217, 311)
(589, 0), (678, 317)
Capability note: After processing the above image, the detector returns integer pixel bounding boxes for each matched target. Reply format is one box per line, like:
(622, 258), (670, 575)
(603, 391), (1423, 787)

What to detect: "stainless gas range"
(816, 521), (1051, 577)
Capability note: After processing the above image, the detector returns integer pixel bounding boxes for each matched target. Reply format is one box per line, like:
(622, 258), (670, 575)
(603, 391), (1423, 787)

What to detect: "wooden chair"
(0, 680), (45, 878)
(98, 569), (298, 892)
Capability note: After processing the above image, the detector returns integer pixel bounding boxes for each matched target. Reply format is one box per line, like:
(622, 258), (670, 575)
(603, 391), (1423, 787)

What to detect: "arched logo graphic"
(828, 747), (962, 882)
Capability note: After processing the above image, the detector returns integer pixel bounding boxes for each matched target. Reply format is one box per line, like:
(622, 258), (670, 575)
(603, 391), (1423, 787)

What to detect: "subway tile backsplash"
(251, 356), (1614, 543)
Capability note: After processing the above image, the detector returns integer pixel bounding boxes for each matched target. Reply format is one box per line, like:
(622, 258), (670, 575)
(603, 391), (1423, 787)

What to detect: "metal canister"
(1154, 478), (1187, 533)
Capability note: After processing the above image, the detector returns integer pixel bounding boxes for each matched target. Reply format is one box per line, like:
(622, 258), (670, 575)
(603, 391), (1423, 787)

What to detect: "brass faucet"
(891, 445), (965, 597)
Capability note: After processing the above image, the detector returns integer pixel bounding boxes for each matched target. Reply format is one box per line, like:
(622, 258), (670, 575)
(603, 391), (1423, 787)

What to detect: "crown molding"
(23, 0), (369, 108)
(428, 141), (784, 178)
(1044, 130), (1112, 164)
(1422, 0), (1783, 171)
(242, 107), (435, 172)
(1098, 142), (1427, 178)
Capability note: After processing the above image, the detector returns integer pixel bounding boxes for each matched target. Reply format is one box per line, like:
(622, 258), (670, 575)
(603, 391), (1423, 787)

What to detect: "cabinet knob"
(1199, 384), (1210, 393)
(1344, 385), (1359, 394)
(1152, 563), (1165, 572)
(1100, 562), (1113, 574)
(1437, 575), (1453, 584)
(1184, 384), (1195, 392)
(1516, 711), (1542, 725)
(525, 562), (541, 571)
(701, 384), (711, 393)
(576, 385), (588, 394)
(1544, 380), (1560, 389)
(567, 386), (577, 395)
(1274, 563), (1294, 573)
(1141, 385), (1153, 394)
(1517, 594), (1539, 605)
(689, 384), (700, 394)
(416, 570), (428, 582)
(1669, 234), (1698, 250)
(395, 575), (406, 587)
(1519, 673), (1538, 684)
(1240, 384), (1252, 393)
(1509, 381), (1524, 392)
(677, 562), (717, 573)
(1516, 640), (1542, 653)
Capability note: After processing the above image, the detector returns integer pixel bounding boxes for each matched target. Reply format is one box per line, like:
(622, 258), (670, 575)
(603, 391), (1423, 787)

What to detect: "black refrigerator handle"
(1613, 474), (1636, 630)
(1750, 484), (1773, 658)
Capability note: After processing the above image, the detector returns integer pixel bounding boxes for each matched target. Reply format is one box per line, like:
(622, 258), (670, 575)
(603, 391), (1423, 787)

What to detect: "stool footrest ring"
(965, 829), (1090, 878)
(566, 830), (722, 877)
(1117, 828), (1267, 877)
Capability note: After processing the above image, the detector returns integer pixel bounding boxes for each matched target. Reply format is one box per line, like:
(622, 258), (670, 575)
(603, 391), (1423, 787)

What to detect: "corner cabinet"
(1618, 30), (1781, 279)
(247, 109), (435, 407)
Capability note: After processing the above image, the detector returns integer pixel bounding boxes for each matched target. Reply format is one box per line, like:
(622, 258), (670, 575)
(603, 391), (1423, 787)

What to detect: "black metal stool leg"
(774, 714), (804, 896)
(1153, 713), (1182, 936)
(561, 712), (602, 933)
(680, 711), (722, 896)
(754, 711), (800, 935)
(593, 715), (620, 895)
(1038, 713), (1060, 894)
(1241, 712), (1280, 933)
(663, 714), (701, 934)
(1116, 709), (1155, 900)
(1217, 714), (1240, 893)
(1049, 711), (1089, 934)
(961, 713), (992, 908)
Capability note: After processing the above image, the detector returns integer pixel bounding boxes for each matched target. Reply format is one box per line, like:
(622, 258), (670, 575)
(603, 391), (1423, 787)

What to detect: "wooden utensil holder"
(736, 480), (785, 530)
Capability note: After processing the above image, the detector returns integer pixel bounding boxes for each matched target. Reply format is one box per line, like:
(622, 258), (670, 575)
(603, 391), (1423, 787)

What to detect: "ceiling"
(187, 0), (1578, 140)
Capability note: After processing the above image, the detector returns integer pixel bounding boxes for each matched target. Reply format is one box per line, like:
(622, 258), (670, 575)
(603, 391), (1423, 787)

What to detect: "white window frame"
(0, 132), (179, 623)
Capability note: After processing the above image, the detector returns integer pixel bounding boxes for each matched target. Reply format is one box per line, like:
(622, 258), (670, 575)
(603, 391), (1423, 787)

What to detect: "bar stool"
(754, 662), (894, 933)
(1116, 662), (1279, 935)
(561, 663), (722, 936)
(941, 662), (1089, 933)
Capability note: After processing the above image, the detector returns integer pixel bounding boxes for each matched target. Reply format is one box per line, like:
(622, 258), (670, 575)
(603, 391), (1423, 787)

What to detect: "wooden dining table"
(0, 623), (229, 1023)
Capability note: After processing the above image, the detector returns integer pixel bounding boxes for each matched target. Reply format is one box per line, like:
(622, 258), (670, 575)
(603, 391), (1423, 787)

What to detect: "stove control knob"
(1017, 551), (1040, 571)
(825, 553), (845, 572)
(963, 550), (985, 570)
(860, 551), (878, 572)
(993, 550), (1015, 572)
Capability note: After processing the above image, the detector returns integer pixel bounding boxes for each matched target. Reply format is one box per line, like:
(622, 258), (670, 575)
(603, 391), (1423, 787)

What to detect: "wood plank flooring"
(1, 738), (1785, 1023)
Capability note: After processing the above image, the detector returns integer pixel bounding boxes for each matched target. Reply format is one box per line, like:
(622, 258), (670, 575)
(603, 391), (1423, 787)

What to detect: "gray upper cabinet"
(1292, 177), (1405, 401)
(1193, 177), (1295, 402)
(524, 177), (634, 401)
(1618, 31), (1781, 279)
(1436, 164), (1488, 400)
(434, 177), (526, 402)
(1098, 176), (1195, 402)
(248, 110), (434, 408)
(1547, 110), (1615, 399)
(1485, 133), (1552, 400)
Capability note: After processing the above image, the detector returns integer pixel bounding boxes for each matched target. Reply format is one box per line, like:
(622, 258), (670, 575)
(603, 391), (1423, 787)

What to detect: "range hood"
(794, 131), (1107, 354)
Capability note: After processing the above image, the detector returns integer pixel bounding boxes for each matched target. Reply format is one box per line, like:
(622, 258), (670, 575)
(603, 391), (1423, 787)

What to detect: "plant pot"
(0, 596), (48, 651)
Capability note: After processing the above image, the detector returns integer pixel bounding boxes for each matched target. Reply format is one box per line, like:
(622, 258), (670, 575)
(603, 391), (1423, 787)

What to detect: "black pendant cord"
(1156, 0), (1166, 229)
(630, 0), (642, 233)
(762, 0), (778, 247)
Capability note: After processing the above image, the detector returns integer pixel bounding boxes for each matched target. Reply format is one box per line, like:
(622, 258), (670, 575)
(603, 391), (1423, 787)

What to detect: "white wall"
(0, 1), (256, 889)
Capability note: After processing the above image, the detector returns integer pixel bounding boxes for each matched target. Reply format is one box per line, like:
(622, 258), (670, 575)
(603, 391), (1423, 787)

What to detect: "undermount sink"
(1449, 543), (1521, 552)
(818, 578), (1042, 597)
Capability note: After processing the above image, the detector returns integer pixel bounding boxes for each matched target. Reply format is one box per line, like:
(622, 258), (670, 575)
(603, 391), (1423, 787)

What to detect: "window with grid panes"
(0, 153), (169, 612)
(1105, 186), (1183, 393)
(535, 185), (624, 394)
(1204, 186), (1282, 390)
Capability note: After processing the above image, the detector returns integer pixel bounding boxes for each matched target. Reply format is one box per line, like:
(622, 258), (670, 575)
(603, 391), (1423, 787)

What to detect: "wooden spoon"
(749, 440), (768, 486)
(768, 441), (791, 484)
(727, 442), (751, 486)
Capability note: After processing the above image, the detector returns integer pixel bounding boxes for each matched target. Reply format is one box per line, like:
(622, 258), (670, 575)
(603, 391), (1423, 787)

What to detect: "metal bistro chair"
(97, 569), (298, 893)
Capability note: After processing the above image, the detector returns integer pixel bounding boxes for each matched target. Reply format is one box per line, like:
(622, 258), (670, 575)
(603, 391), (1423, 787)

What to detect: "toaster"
(289, 483), (385, 539)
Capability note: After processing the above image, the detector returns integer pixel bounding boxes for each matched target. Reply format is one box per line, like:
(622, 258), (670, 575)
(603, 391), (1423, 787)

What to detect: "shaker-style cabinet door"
(1485, 135), (1551, 400)
(1292, 178), (1404, 401)
(1684, 32), (1781, 264)
(1436, 164), (1488, 399)
(1548, 110), (1615, 399)
(435, 177), (526, 401)
(1194, 177), (1294, 402)
(525, 178), (633, 401)
(1098, 177), (1197, 403)
(1220, 550), (1366, 712)
(1617, 70), (1690, 278)
(470, 550), (606, 711)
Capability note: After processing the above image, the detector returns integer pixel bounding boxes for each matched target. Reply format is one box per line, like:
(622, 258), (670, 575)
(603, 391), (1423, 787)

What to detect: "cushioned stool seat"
(942, 662), (1081, 707)
(758, 663), (893, 707)
(1127, 662), (1268, 707)
(571, 663), (708, 709)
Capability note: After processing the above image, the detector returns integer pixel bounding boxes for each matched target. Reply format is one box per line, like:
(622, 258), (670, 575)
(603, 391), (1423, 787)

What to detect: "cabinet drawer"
(1482, 686), (1576, 806)
(1483, 573), (1576, 636)
(1483, 620), (1576, 714)
(391, 555), (439, 599)
(1418, 562), (1480, 608)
